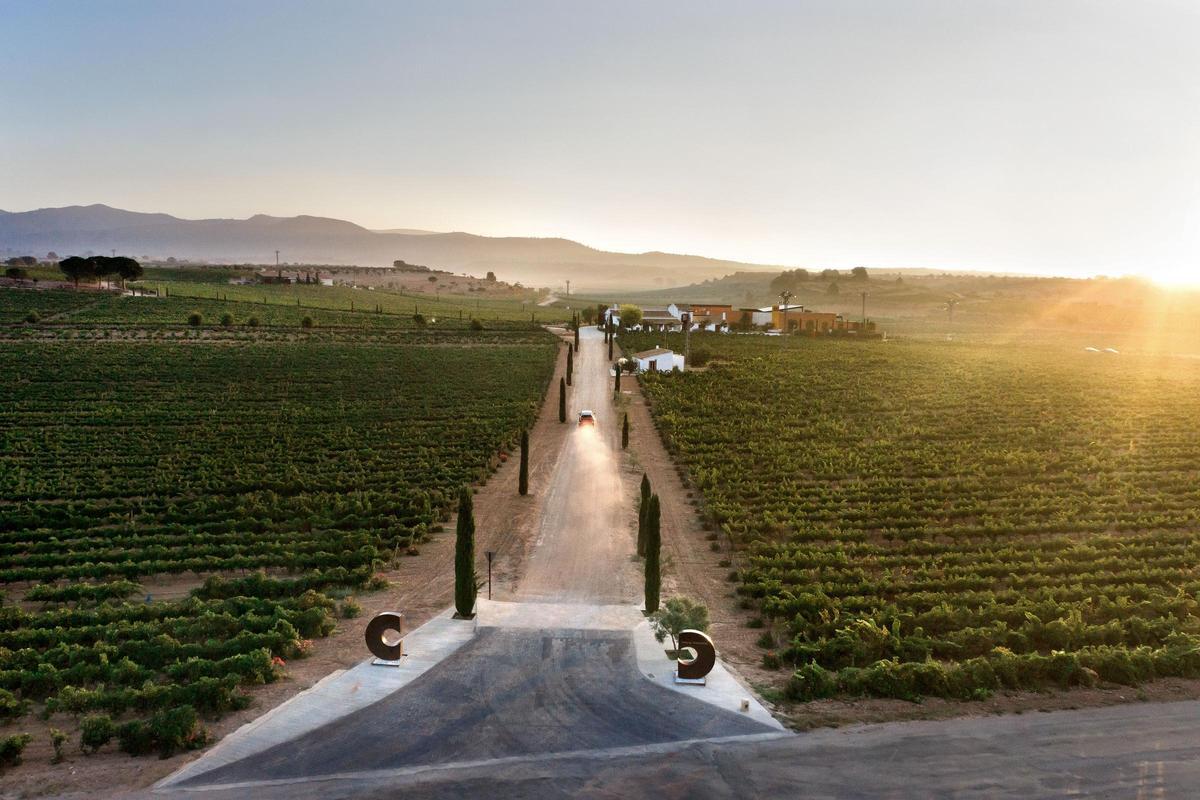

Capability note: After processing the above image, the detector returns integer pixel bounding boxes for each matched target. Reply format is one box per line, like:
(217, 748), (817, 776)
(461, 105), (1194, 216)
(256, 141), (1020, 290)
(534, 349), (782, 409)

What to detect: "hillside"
(0, 205), (784, 291)
(581, 269), (1200, 351)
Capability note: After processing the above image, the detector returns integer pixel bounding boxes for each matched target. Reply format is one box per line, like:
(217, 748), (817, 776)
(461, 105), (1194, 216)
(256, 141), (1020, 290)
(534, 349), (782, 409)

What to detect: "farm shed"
(633, 347), (685, 373)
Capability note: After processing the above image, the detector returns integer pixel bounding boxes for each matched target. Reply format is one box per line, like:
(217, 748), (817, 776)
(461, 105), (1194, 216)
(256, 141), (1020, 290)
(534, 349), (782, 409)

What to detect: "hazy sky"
(2, 1), (1198, 283)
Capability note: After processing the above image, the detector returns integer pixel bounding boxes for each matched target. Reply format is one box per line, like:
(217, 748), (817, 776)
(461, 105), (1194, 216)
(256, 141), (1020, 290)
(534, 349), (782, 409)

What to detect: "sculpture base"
(673, 672), (706, 685)
(371, 656), (405, 667)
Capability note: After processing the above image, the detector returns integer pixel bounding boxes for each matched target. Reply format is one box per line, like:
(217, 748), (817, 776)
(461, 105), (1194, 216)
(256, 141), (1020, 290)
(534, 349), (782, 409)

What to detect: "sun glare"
(1141, 269), (1200, 291)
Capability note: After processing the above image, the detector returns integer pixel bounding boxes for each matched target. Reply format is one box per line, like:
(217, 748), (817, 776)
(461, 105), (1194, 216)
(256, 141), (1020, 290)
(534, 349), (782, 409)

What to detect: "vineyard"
(0, 326), (558, 756)
(627, 332), (1200, 702)
(0, 287), (564, 331)
(129, 281), (568, 325)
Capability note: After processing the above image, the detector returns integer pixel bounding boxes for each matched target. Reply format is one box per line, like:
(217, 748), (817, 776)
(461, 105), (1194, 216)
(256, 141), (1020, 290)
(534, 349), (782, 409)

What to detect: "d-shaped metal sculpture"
(675, 629), (716, 683)
(365, 611), (404, 661)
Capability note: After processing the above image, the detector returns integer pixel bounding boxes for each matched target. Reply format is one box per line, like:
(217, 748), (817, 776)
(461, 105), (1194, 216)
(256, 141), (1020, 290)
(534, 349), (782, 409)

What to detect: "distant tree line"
(58, 255), (143, 288)
(770, 266), (868, 294)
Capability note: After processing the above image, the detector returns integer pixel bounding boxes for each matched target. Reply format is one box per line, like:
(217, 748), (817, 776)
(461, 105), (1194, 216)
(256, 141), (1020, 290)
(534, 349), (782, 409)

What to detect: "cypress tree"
(614, 363), (621, 394)
(559, 377), (567, 423)
(622, 412), (629, 449)
(567, 344), (574, 386)
(608, 334), (613, 360)
(574, 320), (580, 348)
(454, 487), (476, 617)
(644, 494), (661, 613)
(637, 491), (649, 557)
(637, 473), (651, 556)
(518, 429), (529, 496)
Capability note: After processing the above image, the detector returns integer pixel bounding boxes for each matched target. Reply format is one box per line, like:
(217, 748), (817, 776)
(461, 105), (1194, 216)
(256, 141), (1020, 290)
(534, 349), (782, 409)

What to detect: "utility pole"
(565, 279), (570, 297)
(275, 250), (281, 279)
(778, 290), (793, 335)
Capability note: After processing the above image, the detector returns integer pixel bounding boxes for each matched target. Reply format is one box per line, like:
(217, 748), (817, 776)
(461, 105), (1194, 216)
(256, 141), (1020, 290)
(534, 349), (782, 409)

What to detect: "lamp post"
(485, 550), (495, 600)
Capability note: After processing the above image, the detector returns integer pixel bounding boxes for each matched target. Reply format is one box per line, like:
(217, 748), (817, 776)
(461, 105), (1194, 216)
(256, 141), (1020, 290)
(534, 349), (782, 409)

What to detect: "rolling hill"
(0, 205), (783, 290)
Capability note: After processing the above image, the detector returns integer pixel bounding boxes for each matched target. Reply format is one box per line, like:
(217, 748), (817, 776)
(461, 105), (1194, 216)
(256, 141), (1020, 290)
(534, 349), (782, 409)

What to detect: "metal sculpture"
(365, 611), (405, 662)
(675, 629), (716, 683)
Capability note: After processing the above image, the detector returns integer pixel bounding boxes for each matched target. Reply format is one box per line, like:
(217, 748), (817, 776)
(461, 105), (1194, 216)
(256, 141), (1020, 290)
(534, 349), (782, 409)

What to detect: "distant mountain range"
(0, 205), (784, 290)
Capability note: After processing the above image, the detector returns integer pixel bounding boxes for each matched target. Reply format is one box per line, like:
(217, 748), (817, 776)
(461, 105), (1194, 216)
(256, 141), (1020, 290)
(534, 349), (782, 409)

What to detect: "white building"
(633, 347), (685, 373)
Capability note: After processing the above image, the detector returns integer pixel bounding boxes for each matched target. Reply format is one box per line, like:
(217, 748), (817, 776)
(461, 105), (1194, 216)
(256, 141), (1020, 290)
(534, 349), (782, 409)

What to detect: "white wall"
(635, 352), (685, 372)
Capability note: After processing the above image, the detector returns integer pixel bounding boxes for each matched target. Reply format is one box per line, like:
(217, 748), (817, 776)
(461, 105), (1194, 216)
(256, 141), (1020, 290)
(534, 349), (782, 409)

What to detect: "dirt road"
(511, 326), (640, 603)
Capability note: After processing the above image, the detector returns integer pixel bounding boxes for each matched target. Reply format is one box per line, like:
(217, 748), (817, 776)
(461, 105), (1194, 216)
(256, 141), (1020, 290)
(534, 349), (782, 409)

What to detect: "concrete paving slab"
(475, 598), (645, 630)
(158, 607), (475, 788)
(632, 619), (784, 730)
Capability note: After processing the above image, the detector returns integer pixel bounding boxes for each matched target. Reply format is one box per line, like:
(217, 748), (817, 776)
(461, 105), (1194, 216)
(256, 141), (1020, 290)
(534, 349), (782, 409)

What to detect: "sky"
(2, 1), (1198, 285)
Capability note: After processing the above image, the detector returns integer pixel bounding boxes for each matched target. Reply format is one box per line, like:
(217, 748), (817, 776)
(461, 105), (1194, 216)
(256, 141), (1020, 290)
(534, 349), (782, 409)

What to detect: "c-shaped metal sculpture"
(364, 611), (405, 661)
(676, 629), (716, 681)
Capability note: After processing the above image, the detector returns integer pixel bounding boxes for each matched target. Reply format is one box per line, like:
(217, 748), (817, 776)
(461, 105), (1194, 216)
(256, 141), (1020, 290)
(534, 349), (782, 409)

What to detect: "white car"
(578, 410), (596, 427)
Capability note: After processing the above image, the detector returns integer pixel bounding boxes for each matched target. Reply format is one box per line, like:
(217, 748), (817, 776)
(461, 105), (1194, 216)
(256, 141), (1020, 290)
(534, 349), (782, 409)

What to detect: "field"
(0, 285), (566, 332)
(0, 285), (558, 757)
(625, 331), (1200, 702)
(130, 281), (566, 326)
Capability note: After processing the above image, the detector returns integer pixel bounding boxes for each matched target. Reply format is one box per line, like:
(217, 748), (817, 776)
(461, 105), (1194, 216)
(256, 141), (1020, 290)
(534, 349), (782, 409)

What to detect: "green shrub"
(148, 705), (208, 758)
(117, 719), (154, 756)
(117, 707), (207, 759)
(24, 310), (40, 324)
(300, 316), (314, 329)
(339, 599), (362, 619)
(220, 313), (234, 326)
(0, 733), (32, 768)
(787, 662), (837, 701)
(247, 316), (260, 327)
(470, 318), (484, 331)
(0, 688), (28, 721)
(50, 727), (68, 763)
(187, 311), (202, 326)
(80, 714), (115, 754)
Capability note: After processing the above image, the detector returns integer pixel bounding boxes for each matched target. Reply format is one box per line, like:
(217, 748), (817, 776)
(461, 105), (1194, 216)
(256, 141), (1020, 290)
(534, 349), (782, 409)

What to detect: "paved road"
(176, 626), (773, 788)
(514, 325), (640, 603)
(160, 698), (1200, 798)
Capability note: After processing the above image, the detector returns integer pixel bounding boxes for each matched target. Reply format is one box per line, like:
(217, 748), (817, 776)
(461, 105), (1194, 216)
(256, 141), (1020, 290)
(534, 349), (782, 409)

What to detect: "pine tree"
(518, 429), (529, 496)
(644, 494), (661, 613)
(454, 487), (476, 617)
(567, 344), (574, 386)
(622, 412), (629, 449)
(559, 377), (567, 423)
